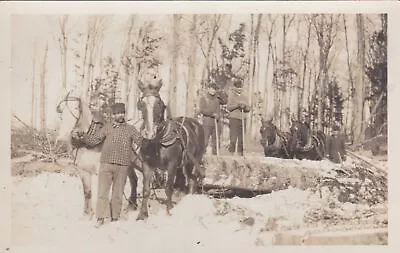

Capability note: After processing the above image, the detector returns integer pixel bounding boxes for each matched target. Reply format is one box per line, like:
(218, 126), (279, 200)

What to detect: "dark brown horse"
(135, 80), (206, 220)
(259, 119), (291, 159)
(288, 121), (326, 160)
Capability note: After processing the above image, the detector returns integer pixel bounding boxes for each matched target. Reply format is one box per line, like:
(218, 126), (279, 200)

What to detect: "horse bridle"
(56, 91), (82, 121)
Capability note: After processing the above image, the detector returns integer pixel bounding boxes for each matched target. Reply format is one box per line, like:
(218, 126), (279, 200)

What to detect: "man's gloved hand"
(71, 128), (84, 139)
(92, 111), (104, 123)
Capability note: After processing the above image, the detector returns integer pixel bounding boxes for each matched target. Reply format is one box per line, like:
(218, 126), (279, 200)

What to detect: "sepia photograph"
(2, 1), (399, 252)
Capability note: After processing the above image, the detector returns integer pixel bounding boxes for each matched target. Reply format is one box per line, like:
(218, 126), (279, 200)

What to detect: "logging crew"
(75, 102), (143, 228)
(326, 125), (347, 163)
(199, 81), (228, 155)
(226, 79), (251, 156)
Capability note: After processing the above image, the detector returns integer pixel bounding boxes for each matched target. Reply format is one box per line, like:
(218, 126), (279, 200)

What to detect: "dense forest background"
(11, 14), (387, 147)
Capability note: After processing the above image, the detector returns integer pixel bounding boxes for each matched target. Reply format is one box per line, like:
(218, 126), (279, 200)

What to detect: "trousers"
(96, 163), (129, 220)
(228, 118), (246, 155)
(203, 120), (222, 155)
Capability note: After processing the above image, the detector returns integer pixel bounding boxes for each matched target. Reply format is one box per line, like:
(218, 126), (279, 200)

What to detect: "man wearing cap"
(226, 79), (251, 156)
(199, 81), (228, 155)
(75, 102), (144, 227)
(326, 125), (347, 163)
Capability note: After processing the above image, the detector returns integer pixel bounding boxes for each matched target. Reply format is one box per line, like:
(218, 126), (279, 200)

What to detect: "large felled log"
(202, 155), (387, 205)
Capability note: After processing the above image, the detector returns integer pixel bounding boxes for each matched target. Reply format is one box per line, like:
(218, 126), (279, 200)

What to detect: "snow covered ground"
(10, 159), (387, 252)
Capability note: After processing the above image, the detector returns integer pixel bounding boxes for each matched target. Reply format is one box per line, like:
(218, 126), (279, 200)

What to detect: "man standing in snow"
(75, 102), (144, 228)
(199, 81), (228, 155)
(226, 79), (251, 156)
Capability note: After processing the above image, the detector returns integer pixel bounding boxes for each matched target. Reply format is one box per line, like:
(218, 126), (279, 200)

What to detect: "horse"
(136, 79), (206, 220)
(55, 89), (139, 218)
(288, 120), (326, 160)
(259, 119), (291, 159)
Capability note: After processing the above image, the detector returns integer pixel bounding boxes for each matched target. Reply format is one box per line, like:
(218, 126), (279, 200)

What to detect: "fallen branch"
(351, 134), (387, 150)
(12, 114), (38, 132)
(347, 150), (387, 175)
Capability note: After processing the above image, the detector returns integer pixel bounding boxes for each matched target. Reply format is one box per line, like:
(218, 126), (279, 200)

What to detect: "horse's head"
(137, 78), (166, 140)
(260, 119), (277, 146)
(55, 91), (83, 142)
(289, 121), (309, 151)
(137, 94), (166, 140)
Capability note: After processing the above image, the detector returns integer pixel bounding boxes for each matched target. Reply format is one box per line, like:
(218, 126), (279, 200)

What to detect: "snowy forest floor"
(9, 147), (388, 251)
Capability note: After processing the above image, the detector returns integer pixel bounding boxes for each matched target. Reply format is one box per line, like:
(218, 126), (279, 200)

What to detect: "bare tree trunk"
(123, 15), (135, 119)
(31, 41), (37, 128)
(313, 14), (338, 132)
(200, 15), (222, 88)
(353, 14), (366, 143)
(168, 14), (180, 118)
(245, 14), (254, 148)
(59, 15), (69, 90)
(81, 20), (91, 100)
(40, 42), (49, 132)
(186, 14), (198, 117)
(343, 15), (354, 137)
(299, 18), (312, 118)
(263, 15), (276, 120)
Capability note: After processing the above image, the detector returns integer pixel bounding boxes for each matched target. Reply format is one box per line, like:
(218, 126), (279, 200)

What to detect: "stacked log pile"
(202, 155), (387, 205)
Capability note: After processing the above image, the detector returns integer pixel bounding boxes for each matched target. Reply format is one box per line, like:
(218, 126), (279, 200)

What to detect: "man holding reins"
(74, 102), (144, 228)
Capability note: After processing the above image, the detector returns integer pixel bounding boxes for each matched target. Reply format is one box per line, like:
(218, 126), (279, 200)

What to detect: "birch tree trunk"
(40, 42), (49, 132)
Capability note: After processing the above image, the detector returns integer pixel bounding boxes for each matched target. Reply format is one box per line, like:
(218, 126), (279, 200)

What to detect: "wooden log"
(202, 154), (387, 204)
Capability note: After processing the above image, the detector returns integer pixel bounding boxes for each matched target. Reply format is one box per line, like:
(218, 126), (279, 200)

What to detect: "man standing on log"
(199, 81), (228, 155)
(74, 102), (144, 228)
(227, 79), (251, 156)
(326, 125), (347, 163)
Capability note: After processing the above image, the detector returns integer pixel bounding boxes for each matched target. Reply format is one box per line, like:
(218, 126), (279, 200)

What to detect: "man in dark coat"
(326, 125), (347, 163)
(75, 102), (144, 227)
(199, 81), (228, 155)
(226, 79), (251, 156)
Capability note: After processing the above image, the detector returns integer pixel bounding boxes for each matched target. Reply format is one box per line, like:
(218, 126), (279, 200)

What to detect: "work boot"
(111, 218), (119, 222)
(95, 218), (105, 228)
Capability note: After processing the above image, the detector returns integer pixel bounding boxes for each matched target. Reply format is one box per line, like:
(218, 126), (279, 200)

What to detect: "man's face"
(112, 112), (125, 123)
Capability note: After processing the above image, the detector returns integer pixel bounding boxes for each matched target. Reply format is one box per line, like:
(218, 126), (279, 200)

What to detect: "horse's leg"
(79, 170), (94, 218)
(185, 163), (198, 195)
(127, 163), (138, 210)
(137, 161), (153, 221)
(165, 162), (178, 215)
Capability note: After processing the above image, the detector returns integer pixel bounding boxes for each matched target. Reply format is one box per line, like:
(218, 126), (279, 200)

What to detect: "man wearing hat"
(226, 79), (251, 156)
(75, 102), (144, 227)
(326, 125), (347, 163)
(199, 81), (228, 155)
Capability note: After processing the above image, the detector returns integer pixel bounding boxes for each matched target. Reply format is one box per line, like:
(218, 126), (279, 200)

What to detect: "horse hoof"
(136, 212), (148, 221)
(127, 203), (138, 211)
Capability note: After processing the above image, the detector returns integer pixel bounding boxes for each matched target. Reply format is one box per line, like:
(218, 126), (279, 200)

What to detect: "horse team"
(56, 78), (339, 227)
